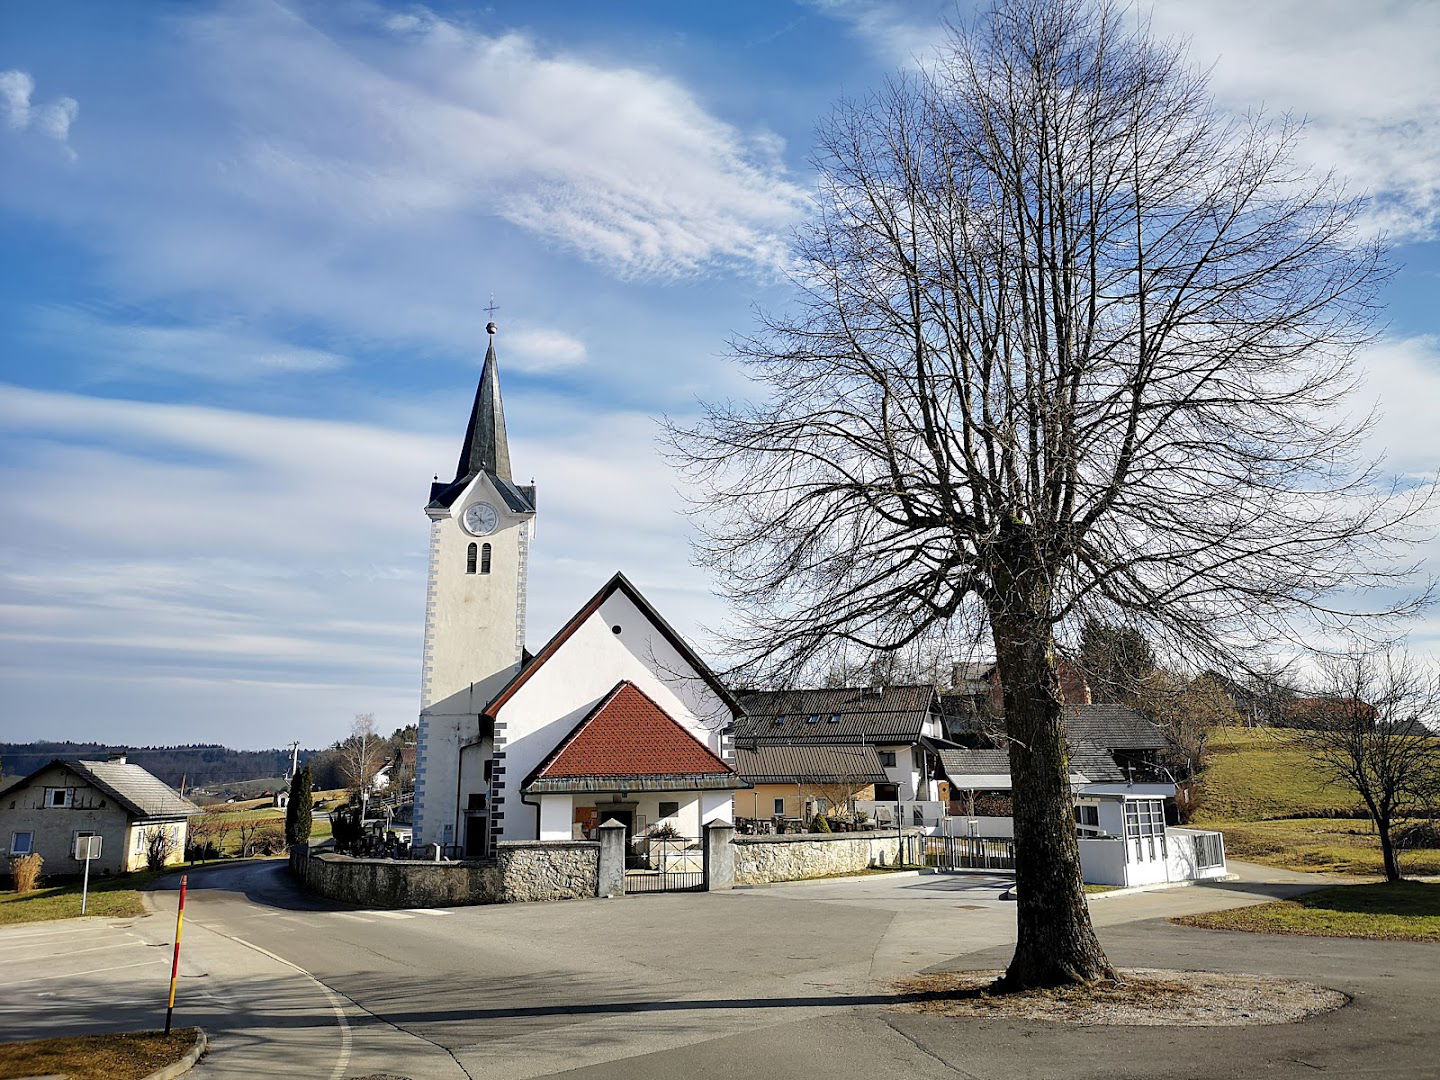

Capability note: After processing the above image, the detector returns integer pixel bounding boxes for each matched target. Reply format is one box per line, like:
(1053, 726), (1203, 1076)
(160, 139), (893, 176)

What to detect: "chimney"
(108, 752), (128, 765)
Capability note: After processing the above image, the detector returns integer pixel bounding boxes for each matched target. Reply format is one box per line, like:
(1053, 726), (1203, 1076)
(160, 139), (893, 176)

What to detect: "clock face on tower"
(462, 501), (500, 536)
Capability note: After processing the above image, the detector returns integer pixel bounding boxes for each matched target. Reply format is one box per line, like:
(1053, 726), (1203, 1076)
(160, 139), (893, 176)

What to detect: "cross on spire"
(485, 293), (499, 335)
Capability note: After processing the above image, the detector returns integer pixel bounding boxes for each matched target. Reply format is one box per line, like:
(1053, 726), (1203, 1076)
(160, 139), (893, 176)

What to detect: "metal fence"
(1193, 830), (1226, 869)
(916, 834), (1016, 871)
(623, 835), (705, 893)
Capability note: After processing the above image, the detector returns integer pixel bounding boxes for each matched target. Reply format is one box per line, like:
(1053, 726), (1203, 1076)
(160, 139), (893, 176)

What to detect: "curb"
(1085, 874), (1237, 900)
(142, 1029), (207, 1080)
(734, 868), (929, 889)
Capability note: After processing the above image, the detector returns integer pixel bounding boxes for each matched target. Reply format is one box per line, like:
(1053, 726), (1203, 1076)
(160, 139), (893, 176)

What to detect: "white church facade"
(413, 325), (744, 856)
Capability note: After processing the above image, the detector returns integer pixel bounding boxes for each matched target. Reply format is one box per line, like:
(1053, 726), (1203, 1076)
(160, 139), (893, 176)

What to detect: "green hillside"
(1193, 729), (1440, 877)
(1193, 729), (1361, 823)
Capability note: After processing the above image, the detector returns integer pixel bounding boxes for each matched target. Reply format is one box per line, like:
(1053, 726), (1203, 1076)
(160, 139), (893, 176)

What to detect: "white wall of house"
(539, 790), (731, 841)
(496, 586), (731, 842)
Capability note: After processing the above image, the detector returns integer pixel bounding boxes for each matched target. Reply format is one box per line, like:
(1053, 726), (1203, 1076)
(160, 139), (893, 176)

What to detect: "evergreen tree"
(285, 764), (313, 848)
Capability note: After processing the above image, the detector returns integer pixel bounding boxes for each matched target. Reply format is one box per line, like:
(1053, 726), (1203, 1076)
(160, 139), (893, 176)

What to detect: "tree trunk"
(992, 607), (1117, 990)
(1378, 818), (1402, 882)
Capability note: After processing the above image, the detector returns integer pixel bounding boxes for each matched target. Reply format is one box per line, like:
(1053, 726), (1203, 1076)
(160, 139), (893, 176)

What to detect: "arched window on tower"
(480, 543), (492, 575)
(466, 543), (477, 574)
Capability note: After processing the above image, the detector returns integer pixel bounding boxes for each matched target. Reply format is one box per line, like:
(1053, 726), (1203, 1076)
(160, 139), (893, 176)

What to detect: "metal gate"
(921, 834), (1016, 871)
(623, 835), (704, 893)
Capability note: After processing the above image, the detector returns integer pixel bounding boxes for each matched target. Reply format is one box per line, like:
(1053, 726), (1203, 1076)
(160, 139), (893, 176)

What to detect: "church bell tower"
(413, 321), (535, 854)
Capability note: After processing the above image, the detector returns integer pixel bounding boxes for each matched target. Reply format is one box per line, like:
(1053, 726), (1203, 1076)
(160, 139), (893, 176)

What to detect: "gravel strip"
(893, 968), (1348, 1026)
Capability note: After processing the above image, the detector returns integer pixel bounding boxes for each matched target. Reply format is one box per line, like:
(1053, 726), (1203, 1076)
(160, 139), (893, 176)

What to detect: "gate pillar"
(703, 821), (735, 891)
(597, 819), (627, 897)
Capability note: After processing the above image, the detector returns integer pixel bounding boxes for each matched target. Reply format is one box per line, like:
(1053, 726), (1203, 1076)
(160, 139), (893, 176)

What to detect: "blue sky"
(2, 0), (1438, 749)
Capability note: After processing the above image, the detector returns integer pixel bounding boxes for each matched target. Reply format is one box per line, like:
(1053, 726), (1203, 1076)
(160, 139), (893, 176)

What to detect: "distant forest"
(0, 742), (324, 790)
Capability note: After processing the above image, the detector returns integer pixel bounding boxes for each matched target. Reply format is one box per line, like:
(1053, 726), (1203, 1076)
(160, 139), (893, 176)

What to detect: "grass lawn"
(1211, 817), (1440, 877)
(1195, 729), (1360, 821)
(0, 1028), (198, 1080)
(0, 871), (152, 926)
(1191, 729), (1440, 877)
(1175, 880), (1440, 942)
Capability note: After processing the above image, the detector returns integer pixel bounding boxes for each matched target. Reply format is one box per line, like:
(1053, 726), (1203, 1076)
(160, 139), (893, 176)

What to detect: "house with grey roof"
(731, 685), (960, 826)
(2, 753), (199, 877)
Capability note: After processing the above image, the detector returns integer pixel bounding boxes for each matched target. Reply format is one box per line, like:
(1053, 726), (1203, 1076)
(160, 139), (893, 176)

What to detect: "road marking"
(0, 925), (107, 944)
(0, 941), (138, 960)
(279, 915), (316, 925)
(404, 909), (452, 916)
(366, 911), (413, 920)
(8, 958), (167, 986)
(229, 935), (351, 1080)
(331, 913), (373, 923)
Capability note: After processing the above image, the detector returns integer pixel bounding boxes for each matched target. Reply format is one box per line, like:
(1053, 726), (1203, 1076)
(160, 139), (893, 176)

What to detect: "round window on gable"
(611, 625), (622, 635)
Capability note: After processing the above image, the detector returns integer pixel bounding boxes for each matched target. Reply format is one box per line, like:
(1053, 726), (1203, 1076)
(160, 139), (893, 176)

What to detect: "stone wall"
(731, 831), (904, 886)
(290, 839), (599, 909)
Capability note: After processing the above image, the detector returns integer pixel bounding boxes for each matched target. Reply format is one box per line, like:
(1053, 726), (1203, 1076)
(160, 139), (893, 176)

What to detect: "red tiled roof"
(533, 681), (736, 779)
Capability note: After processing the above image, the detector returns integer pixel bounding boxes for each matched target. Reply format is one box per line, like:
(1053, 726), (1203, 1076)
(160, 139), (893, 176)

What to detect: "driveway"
(2, 860), (1424, 1079)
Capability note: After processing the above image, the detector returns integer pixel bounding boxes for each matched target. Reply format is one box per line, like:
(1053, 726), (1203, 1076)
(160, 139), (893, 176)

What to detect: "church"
(412, 324), (746, 857)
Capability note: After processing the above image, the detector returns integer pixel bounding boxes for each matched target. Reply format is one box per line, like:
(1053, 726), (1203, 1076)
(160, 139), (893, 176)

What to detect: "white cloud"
(184, 2), (804, 278)
(0, 384), (720, 746)
(0, 69), (78, 150)
(801, 0), (949, 65)
(1148, 0), (1440, 241)
(30, 307), (347, 381)
(810, 1), (1440, 241)
(503, 327), (587, 373)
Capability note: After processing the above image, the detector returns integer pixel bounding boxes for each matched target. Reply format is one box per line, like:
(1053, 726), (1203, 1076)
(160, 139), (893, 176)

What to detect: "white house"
(413, 325), (745, 856)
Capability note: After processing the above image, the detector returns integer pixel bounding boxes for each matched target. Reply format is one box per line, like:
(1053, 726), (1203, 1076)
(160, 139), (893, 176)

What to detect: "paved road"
(3, 861), (1429, 1079)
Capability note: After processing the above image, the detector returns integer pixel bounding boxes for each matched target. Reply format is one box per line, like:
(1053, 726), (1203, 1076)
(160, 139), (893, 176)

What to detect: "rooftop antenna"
(485, 293), (500, 336)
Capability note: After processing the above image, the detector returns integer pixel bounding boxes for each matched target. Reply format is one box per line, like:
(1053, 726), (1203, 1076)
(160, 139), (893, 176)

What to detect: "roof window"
(828, 714), (841, 723)
(773, 715), (786, 725)
(807, 714), (820, 724)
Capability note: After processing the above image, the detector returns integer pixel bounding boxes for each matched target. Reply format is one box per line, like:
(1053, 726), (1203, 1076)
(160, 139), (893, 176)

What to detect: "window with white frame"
(1074, 804), (1100, 832)
(9, 832), (32, 855)
(44, 787), (73, 808)
(1124, 799), (1167, 861)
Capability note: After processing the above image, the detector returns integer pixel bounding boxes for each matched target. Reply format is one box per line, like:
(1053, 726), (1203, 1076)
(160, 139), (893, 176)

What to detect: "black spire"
(454, 325), (512, 484)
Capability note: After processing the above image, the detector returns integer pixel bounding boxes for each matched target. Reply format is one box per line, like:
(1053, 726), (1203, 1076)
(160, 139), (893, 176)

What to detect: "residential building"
(730, 685), (955, 827)
(1, 754), (199, 876)
(731, 744), (889, 824)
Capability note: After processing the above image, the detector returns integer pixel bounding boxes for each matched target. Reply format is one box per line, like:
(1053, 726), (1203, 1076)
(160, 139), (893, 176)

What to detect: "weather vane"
(485, 293), (499, 335)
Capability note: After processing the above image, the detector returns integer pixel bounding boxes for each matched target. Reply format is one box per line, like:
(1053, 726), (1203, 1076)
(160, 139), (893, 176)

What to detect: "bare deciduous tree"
(669, 0), (1426, 988)
(339, 713), (386, 815)
(1296, 651), (1440, 882)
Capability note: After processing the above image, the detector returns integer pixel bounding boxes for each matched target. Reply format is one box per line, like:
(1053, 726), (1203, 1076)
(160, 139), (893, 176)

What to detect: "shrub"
(1396, 821), (1440, 850)
(812, 815), (832, 833)
(145, 826), (177, 871)
(9, 853), (42, 893)
(648, 822), (681, 839)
